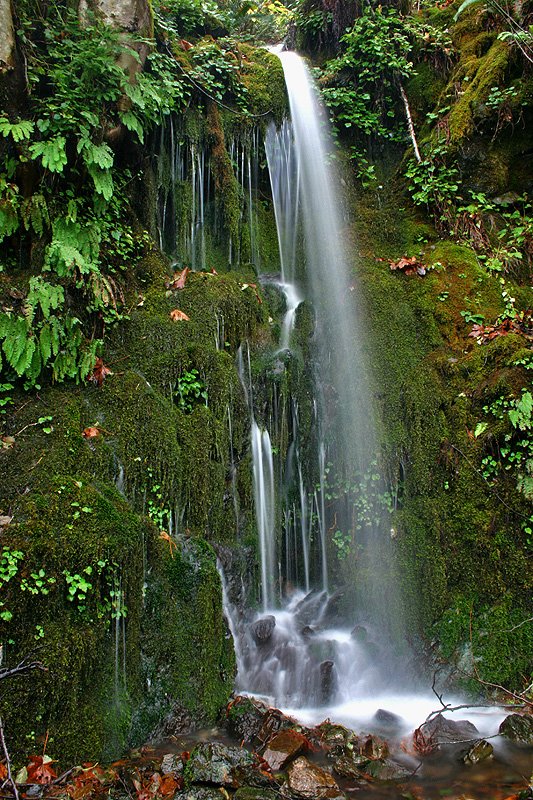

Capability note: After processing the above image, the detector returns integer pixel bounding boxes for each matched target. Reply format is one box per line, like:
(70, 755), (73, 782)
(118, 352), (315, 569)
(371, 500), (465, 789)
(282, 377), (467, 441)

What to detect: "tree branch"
(399, 83), (421, 163)
(0, 718), (19, 800)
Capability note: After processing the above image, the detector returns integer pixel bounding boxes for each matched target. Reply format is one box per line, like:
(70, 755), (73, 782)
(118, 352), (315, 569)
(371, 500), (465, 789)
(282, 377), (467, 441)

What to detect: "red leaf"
(179, 39), (193, 51)
(88, 358), (113, 387)
(389, 255), (426, 276)
(27, 755), (58, 784)
(170, 309), (190, 322)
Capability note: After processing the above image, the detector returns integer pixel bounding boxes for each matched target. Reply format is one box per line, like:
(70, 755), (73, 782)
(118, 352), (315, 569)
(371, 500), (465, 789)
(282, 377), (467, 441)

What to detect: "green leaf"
(0, 117), (34, 142)
(474, 422), (488, 438)
(454, 0), (482, 20)
(29, 137), (68, 173)
(119, 111), (145, 144)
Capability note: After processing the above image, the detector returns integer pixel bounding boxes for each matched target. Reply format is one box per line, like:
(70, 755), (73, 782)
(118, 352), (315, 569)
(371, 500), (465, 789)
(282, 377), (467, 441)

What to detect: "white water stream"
(225, 49), (508, 742)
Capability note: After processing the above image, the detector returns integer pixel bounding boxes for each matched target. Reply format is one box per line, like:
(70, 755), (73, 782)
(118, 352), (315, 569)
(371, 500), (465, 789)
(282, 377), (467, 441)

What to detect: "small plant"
(175, 368), (208, 412)
(64, 567), (93, 612)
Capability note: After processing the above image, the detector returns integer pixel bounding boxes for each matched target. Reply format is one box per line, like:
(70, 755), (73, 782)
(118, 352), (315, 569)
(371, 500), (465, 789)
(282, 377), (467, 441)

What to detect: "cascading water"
(226, 51), (458, 732)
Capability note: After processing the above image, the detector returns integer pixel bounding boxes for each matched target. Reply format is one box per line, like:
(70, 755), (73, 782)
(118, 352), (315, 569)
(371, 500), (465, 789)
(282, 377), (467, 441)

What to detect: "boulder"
(421, 713), (479, 750)
(161, 753), (186, 776)
(332, 751), (371, 779)
(461, 739), (494, 765)
(184, 742), (269, 789)
(372, 709), (403, 734)
(499, 714), (533, 745)
(365, 759), (412, 781)
(251, 616), (276, 645)
(262, 730), (309, 771)
(234, 789), (280, 800)
(177, 789), (230, 800)
(226, 696), (267, 745)
(285, 757), (344, 799)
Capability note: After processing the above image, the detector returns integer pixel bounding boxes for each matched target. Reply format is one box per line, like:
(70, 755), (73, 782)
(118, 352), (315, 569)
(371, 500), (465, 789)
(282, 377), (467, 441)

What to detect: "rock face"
(0, 0), (15, 70)
(77, 0), (153, 74)
(499, 713), (533, 745)
(286, 757), (343, 799)
(251, 616), (276, 644)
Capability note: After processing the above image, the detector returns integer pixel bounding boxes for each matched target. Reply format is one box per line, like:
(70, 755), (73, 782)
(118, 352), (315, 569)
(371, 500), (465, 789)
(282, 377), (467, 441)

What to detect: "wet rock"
(234, 789), (279, 800)
(150, 703), (194, 738)
(226, 696), (267, 745)
(332, 751), (371, 779)
(319, 660), (337, 704)
(161, 753), (185, 775)
(461, 739), (494, 764)
(262, 729), (309, 771)
(177, 789), (230, 800)
(499, 713), (533, 745)
(316, 721), (357, 749)
(320, 589), (349, 626)
(184, 742), (265, 789)
(301, 626), (315, 638)
(422, 713), (479, 749)
(285, 756), (344, 799)
(373, 709), (403, 733)
(365, 758), (412, 781)
(252, 616), (276, 645)
(257, 708), (297, 746)
(361, 734), (389, 760)
(293, 590), (327, 626)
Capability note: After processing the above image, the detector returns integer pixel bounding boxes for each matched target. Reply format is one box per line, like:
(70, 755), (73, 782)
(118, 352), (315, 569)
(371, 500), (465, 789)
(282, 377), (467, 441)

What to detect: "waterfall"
(231, 50), (418, 722)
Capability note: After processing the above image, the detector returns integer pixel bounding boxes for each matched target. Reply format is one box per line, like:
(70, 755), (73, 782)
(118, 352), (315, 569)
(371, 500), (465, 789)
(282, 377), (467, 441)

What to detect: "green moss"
(238, 45), (288, 124)
(0, 478), (145, 766)
(353, 189), (532, 687)
(134, 535), (235, 733)
(447, 39), (510, 143)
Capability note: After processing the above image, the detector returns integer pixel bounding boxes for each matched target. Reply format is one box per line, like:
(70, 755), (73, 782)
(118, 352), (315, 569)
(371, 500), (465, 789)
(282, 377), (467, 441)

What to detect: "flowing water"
(224, 49), (515, 751)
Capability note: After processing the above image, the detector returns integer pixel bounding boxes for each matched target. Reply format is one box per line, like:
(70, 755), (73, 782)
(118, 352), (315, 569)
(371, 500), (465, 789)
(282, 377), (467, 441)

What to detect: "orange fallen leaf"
(389, 255), (426, 276)
(170, 309), (190, 322)
(179, 39), (193, 51)
(0, 763), (7, 780)
(82, 427), (101, 439)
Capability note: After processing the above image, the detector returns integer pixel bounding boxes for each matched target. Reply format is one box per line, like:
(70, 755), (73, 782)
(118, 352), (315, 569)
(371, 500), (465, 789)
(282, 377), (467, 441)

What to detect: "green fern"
(20, 194), (50, 237)
(0, 117), (34, 142)
(29, 137), (68, 173)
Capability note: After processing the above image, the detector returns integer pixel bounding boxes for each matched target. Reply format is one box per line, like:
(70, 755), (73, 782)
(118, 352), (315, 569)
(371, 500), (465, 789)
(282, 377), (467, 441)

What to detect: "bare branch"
(399, 83), (421, 162)
(0, 718), (19, 800)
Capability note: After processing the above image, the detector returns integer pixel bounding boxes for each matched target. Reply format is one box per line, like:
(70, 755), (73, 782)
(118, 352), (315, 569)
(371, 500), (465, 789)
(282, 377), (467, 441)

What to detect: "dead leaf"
(88, 358), (113, 388)
(0, 515), (12, 529)
(1, 435), (15, 449)
(82, 427), (101, 440)
(240, 283), (262, 304)
(389, 255), (426, 276)
(159, 774), (182, 796)
(27, 754), (58, 784)
(0, 763), (7, 780)
(159, 530), (177, 557)
(170, 309), (190, 322)
(179, 39), (193, 51)
(469, 310), (533, 344)
(210, 268), (218, 275)
(167, 267), (190, 290)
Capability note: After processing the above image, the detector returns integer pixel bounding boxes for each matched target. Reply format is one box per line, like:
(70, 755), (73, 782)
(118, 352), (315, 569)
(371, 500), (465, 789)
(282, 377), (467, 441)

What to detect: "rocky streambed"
(7, 696), (533, 800)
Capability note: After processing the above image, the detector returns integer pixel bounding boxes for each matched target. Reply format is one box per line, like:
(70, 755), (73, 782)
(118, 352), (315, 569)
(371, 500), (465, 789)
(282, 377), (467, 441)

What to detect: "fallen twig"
(0, 718), (18, 800)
